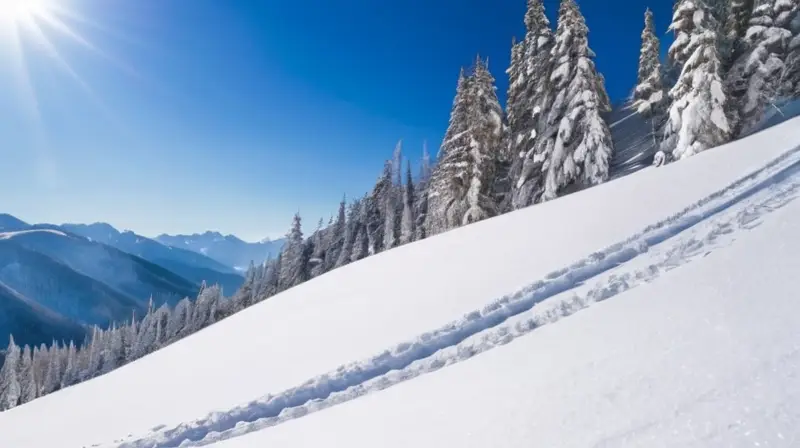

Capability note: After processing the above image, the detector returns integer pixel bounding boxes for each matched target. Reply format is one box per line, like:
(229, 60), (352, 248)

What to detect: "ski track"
(110, 147), (800, 448)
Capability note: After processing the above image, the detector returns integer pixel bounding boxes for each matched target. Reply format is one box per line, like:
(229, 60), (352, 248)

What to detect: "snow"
(0, 229), (68, 240)
(2, 117), (800, 448)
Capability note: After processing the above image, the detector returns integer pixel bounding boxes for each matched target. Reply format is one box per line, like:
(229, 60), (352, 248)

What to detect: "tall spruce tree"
(0, 335), (21, 410)
(728, 0), (793, 136)
(632, 9), (668, 117)
(400, 161), (416, 244)
(541, 0), (613, 201)
(427, 69), (472, 236)
(723, 0), (756, 68)
(779, 0), (800, 97)
(661, 0), (731, 161)
(461, 57), (505, 225)
(509, 0), (556, 209)
(278, 213), (308, 290)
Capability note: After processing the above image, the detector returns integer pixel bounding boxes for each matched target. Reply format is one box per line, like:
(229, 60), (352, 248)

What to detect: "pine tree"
(0, 335), (22, 410)
(18, 345), (36, 405)
(461, 57), (505, 225)
(400, 161), (416, 244)
(541, 0), (614, 201)
(278, 213), (308, 290)
(366, 163), (392, 254)
(632, 9), (668, 117)
(419, 141), (433, 186)
(722, 0), (755, 68)
(309, 218), (327, 278)
(325, 198), (347, 271)
(427, 70), (472, 235)
(728, 0), (793, 135)
(42, 342), (61, 395)
(509, 0), (556, 209)
(661, 0), (731, 161)
(60, 341), (77, 389)
(336, 199), (361, 268)
(779, 0), (800, 97)
(383, 160), (399, 251)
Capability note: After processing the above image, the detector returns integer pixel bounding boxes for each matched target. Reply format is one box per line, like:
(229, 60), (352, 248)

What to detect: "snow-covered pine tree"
(41, 342), (62, 395)
(506, 36), (527, 154)
(366, 162), (392, 254)
(165, 297), (191, 342)
(0, 335), (21, 410)
(727, 0), (793, 136)
(400, 161), (416, 244)
(778, 0), (800, 97)
(60, 341), (77, 389)
(426, 69), (472, 236)
(262, 254), (281, 297)
(722, 0), (755, 68)
(325, 198), (347, 271)
(460, 56), (505, 225)
(309, 218), (328, 278)
(632, 9), (668, 117)
(540, 0), (613, 201)
(20, 345), (38, 404)
(414, 143), (432, 241)
(278, 213), (308, 290)
(383, 160), (400, 251)
(661, 0), (731, 161)
(509, 0), (556, 209)
(335, 199), (361, 268)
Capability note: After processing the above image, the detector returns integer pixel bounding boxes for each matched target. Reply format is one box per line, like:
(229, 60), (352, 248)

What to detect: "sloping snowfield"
(2, 117), (800, 448)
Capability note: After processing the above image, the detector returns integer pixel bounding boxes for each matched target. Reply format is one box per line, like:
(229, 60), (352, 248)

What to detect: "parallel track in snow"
(109, 146), (800, 448)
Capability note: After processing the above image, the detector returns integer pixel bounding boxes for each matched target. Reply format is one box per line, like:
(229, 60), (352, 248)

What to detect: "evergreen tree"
(722, 0), (755, 69)
(278, 213), (308, 290)
(728, 0), (793, 136)
(400, 161), (416, 244)
(325, 198), (347, 271)
(632, 9), (668, 117)
(509, 0), (556, 209)
(0, 335), (21, 410)
(541, 0), (614, 201)
(18, 345), (36, 405)
(661, 0), (731, 161)
(366, 163), (392, 254)
(383, 154), (400, 251)
(461, 57), (505, 225)
(60, 341), (77, 389)
(779, 0), (800, 97)
(336, 199), (362, 268)
(427, 70), (472, 235)
(309, 218), (328, 278)
(419, 141), (433, 186)
(42, 343), (61, 395)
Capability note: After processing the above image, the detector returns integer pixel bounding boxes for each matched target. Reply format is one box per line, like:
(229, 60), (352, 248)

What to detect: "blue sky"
(0, 0), (673, 241)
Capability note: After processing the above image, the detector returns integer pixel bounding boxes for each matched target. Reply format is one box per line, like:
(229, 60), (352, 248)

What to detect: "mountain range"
(0, 214), (282, 348)
(156, 232), (284, 270)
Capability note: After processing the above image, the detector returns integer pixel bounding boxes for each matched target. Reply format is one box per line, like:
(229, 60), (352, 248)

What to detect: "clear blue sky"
(0, 0), (673, 241)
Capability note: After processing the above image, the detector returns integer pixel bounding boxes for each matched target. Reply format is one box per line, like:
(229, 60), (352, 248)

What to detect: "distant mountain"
(156, 231), (284, 270)
(0, 213), (30, 232)
(2, 228), (199, 309)
(61, 223), (244, 294)
(0, 282), (86, 349)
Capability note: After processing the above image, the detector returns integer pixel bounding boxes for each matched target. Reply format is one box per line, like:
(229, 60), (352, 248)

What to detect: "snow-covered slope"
(2, 117), (800, 448)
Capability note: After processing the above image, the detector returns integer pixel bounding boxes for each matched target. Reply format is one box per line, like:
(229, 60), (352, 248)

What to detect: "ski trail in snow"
(112, 147), (800, 448)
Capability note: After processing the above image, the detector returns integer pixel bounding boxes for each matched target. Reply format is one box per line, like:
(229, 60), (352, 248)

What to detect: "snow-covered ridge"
(0, 229), (68, 240)
(112, 139), (800, 447)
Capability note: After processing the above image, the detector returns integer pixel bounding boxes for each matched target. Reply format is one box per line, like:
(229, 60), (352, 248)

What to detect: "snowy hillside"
(1, 116), (799, 448)
(156, 232), (284, 270)
(61, 223), (244, 293)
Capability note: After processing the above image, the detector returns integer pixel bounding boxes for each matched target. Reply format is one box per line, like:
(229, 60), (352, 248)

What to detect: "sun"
(0, 0), (51, 25)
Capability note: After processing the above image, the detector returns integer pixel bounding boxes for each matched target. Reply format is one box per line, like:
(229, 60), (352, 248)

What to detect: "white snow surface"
(2, 117), (800, 448)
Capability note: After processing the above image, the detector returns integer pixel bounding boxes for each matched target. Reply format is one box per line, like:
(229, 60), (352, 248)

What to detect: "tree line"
(1, 0), (798, 412)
